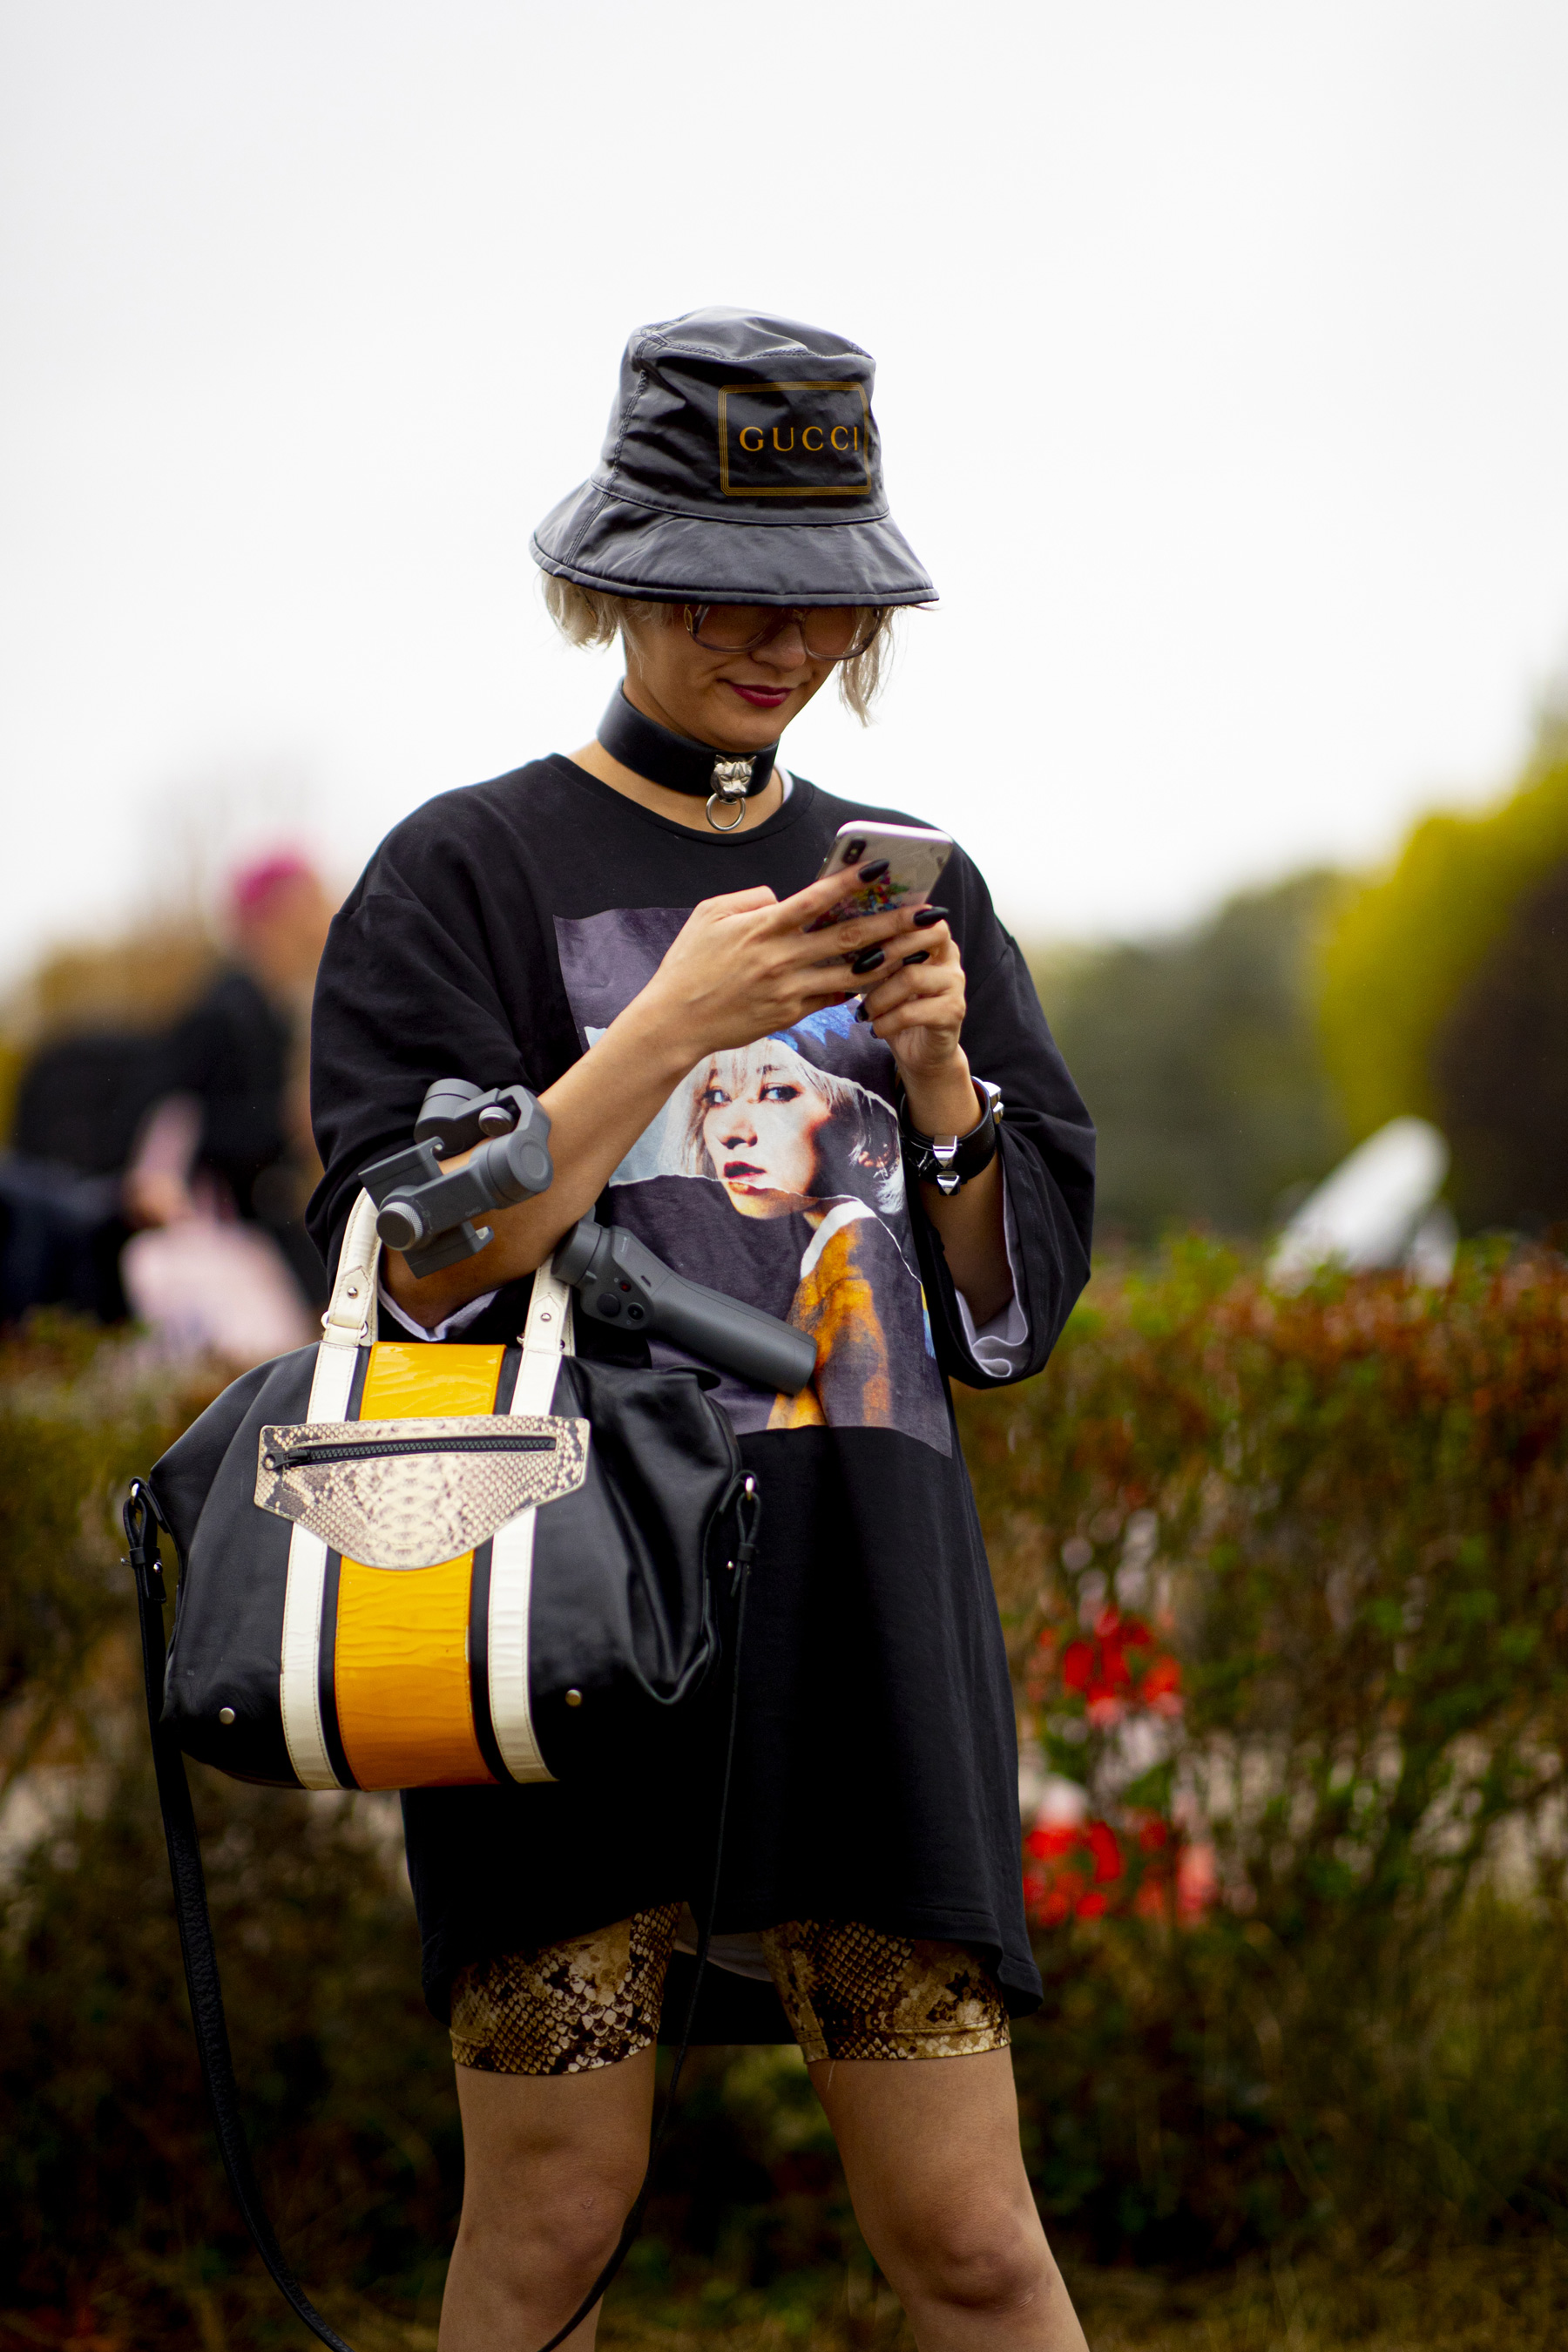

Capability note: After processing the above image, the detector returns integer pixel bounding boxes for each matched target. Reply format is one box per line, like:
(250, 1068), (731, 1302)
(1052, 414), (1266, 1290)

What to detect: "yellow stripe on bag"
(333, 1343), (505, 1791)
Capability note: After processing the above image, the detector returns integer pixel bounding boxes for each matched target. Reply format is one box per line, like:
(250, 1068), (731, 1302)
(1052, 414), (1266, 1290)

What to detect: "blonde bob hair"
(542, 576), (896, 725)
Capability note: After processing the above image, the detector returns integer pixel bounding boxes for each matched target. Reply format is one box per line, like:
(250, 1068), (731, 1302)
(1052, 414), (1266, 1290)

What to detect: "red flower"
(1060, 1639), (1094, 1692)
(1031, 1611), (1182, 1722)
(1022, 1601), (1201, 1930)
(1024, 1808), (1216, 1930)
(1022, 1815), (1130, 1926)
(1025, 1822), (1080, 1862)
(1098, 1606), (1152, 1651)
(1085, 1819), (1125, 1882)
(1138, 1645), (1183, 1720)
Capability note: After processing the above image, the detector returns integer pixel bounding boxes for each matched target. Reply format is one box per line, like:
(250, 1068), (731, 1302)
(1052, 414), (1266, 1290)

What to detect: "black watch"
(899, 1078), (1004, 1194)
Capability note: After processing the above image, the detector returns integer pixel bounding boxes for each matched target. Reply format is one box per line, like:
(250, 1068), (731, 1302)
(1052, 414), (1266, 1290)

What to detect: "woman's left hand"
(855, 915), (970, 1098)
(857, 914), (1011, 1319)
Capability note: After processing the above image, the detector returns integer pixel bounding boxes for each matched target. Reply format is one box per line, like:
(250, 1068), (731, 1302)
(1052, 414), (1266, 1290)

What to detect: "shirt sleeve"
(904, 848), (1095, 1391)
(952, 1166), (1031, 1377)
(305, 791), (572, 1282)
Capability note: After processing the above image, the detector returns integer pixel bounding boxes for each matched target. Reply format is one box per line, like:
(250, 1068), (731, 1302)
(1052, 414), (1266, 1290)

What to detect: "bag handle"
(523, 1254), (573, 1355)
(321, 1189), (581, 1365)
(321, 1189), (382, 1349)
(124, 1469), (761, 2352)
(125, 1481), (357, 2352)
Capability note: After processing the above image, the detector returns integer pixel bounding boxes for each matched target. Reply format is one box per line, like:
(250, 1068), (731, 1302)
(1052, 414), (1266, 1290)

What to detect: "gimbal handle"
(552, 1221), (817, 1397)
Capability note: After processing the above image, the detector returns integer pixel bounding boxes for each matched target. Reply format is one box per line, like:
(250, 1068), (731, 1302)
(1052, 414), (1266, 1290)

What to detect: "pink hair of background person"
(229, 851), (317, 926)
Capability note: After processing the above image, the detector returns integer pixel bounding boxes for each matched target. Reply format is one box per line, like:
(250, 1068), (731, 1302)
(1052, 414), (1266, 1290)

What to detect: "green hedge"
(0, 1326), (460, 2342)
(965, 1240), (1568, 2259)
(3, 1254), (1568, 2337)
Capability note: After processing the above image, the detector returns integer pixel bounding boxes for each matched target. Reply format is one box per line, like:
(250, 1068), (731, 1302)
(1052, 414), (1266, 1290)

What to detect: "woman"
(309, 308), (1095, 2352)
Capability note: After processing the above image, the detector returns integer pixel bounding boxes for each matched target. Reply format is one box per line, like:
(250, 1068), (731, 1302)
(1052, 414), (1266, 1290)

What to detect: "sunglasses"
(683, 604), (884, 662)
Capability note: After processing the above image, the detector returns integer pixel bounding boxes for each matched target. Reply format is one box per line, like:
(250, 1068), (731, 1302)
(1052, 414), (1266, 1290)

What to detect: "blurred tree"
(1034, 871), (1346, 1244)
(1317, 729), (1568, 1139)
(1432, 855), (1568, 1234)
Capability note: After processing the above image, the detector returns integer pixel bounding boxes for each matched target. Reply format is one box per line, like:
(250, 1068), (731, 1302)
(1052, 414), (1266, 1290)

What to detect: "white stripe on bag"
(279, 1339), (358, 1789)
(487, 1508), (551, 1784)
(487, 1267), (573, 1785)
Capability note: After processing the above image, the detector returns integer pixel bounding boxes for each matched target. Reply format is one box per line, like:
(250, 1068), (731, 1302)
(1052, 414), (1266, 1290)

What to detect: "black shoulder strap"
(125, 1474), (760, 2352)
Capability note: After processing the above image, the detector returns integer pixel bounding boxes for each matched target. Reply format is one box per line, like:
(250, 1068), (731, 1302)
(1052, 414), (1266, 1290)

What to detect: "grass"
(1063, 2243), (1568, 2349)
(597, 2245), (1568, 2352)
(270, 2242), (1568, 2352)
(12, 2241), (1568, 2350)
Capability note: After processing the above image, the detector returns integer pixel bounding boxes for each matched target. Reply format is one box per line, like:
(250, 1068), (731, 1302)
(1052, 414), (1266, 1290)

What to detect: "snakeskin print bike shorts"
(449, 1907), (1010, 2075)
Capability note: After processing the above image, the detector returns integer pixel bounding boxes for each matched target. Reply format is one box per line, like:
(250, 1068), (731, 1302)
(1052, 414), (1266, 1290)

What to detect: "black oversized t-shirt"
(308, 755), (1095, 2023)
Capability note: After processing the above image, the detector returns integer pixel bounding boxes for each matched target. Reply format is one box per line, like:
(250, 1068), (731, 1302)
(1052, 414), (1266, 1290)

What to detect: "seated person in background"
(1, 854), (335, 1332)
(123, 853), (335, 1308)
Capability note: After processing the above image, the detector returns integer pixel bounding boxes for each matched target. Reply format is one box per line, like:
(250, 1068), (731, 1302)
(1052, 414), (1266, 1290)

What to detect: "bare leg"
(810, 2047), (1088, 2352)
(439, 2049), (654, 2352)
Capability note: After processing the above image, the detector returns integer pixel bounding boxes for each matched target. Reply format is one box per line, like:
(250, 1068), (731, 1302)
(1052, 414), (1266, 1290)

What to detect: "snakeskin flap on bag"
(253, 1413), (591, 1569)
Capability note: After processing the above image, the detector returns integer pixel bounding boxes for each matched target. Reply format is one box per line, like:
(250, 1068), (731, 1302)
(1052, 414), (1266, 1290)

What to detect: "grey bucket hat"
(531, 308), (935, 609)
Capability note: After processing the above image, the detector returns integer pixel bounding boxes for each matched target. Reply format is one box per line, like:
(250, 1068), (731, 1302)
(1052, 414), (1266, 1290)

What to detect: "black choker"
(598, 686), (778, 831)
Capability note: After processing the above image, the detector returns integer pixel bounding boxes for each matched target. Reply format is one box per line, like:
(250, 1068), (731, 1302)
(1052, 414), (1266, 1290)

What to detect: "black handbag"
(127, 1187), (763, 2352)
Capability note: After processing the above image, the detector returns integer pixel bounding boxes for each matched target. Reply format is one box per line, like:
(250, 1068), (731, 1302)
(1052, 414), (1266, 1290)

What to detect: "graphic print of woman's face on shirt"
(682, 1039), (902, 1222)
(694, 1047), (834, 1219)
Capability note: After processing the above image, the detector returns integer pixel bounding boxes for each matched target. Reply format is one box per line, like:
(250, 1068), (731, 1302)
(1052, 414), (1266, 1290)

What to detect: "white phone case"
(808, 821), (954, 931)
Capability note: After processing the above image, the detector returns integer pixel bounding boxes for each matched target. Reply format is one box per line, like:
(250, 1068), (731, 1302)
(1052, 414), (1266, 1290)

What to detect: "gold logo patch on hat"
(717, 380), (874, 499)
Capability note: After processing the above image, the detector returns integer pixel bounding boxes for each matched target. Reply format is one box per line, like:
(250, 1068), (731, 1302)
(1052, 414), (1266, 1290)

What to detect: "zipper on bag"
(262, 1432), (556, 1473)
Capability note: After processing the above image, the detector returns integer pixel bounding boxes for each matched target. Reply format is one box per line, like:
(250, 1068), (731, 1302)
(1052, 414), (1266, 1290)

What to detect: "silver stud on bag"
(564, 1688), (584, 1708)
(218, 1707), (236, 1727)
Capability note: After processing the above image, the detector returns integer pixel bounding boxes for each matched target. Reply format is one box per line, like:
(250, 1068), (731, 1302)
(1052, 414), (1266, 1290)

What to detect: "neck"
(574, 682), (784, 834)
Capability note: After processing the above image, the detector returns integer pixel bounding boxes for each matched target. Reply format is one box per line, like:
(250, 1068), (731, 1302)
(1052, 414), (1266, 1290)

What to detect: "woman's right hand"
(632, 867), (930, 1067)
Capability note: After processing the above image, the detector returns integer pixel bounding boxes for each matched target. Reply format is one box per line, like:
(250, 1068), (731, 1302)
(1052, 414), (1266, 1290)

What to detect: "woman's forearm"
(902, 1058), (1012, 1328)
(920, 1157), (1009, 1327)
(382, 997), (695, 1325)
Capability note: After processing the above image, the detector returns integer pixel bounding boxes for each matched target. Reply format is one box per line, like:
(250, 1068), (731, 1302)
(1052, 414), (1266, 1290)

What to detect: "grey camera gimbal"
(359, 1078), (816, 1396)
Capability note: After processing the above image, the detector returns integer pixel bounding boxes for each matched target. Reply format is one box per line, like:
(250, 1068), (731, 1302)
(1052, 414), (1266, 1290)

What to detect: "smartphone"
(805, 821), (955, 932)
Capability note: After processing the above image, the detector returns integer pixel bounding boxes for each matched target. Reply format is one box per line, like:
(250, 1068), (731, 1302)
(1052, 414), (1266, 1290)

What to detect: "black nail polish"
(912, 903), (949, 930)
(856, 859), (890, 882)
(849, 945), (885, 976)
(902, 949), (930, 966)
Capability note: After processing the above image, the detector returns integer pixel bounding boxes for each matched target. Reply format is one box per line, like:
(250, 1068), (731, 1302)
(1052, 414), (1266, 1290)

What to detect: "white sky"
(3, 1), (1567, 981)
